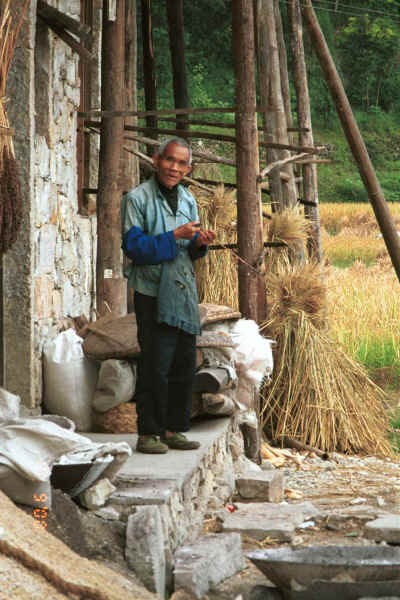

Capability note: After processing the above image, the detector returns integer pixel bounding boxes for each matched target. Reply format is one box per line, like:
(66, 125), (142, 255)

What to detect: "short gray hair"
(157, 137), (192, 165)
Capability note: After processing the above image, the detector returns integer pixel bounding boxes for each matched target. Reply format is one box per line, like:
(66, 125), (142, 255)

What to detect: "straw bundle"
(192, 185), (239, 309)
(0, 0), (27, 255)
(260, 256), (392, 457)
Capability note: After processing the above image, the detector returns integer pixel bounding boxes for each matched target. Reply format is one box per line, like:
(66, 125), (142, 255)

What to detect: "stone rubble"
(173, 533), (244, 599)
(235, 470), (284, 503)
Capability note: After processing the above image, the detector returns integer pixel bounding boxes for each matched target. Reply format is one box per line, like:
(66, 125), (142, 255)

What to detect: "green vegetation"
(136, 1), (400, 204)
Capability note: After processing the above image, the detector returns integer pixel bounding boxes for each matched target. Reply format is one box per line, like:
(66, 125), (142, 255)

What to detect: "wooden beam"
(258, 152), (310, 180)
(301, 0), (400, 284)
(78, 104), (271, 119)
(37, 0), (92, 43)
(119, 123), (325, 153)
(38, 16), (93, 62)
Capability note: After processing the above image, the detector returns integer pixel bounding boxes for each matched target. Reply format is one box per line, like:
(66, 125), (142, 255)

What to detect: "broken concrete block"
(235, 471), (284, 503)
(93, 506), (121, 521)
(234, 454), (262, 475)
(79, 478), (116, 510)
(222, 501), (320, 542)
(125, 506), (166, 596)
(174, 533), (244, 599)
(365, 515), (400, 544)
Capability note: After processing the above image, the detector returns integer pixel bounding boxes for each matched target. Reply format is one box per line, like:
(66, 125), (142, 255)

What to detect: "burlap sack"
(82, 313), (140, 361)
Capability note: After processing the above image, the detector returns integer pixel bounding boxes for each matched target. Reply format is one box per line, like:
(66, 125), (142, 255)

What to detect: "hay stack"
(193, 185), (239, 308)
(0, 0), (27, 255)
(260, 210), (392, 456)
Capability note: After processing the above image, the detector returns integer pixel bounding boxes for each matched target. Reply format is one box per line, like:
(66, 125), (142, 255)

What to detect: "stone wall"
(4, 0), (101, 407)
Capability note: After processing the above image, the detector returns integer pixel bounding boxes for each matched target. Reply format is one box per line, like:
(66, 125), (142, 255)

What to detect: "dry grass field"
(321, 203), (400, 388)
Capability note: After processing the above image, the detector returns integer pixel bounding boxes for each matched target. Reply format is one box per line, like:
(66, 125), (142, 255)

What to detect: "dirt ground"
(199, 449), (400, 600)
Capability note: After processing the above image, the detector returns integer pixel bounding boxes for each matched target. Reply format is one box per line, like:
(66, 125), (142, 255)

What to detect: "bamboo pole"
(288, 0), (322, 261)
(301, 0), (400, 283)
(232, 0), (266, 324)
(96, 0), (127, 316)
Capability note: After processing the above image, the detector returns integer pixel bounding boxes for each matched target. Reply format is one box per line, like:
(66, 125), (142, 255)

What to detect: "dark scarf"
(157, 178), (178, 215)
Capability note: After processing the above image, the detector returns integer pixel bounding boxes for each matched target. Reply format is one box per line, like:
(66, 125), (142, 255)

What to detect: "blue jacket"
(121, 176), (207, 334)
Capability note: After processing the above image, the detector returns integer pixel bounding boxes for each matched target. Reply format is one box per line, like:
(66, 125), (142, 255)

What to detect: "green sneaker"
(136, 435), (168, 454)
(162, 432), (200, 450)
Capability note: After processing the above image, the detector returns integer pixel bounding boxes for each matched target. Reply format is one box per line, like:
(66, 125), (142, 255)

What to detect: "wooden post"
(96, 0), (127, 316)
(124, 0), (139, 192)
(288, 0), (322, 261)
(141, 0), (157, 153)
(301, 0), (400, 283)
(255, 0), (283, 211)
(232, 0), (266, 324)
(255, 0), (297, 211)
(274, 0), (293, 133)
(166, 0), (190, 132)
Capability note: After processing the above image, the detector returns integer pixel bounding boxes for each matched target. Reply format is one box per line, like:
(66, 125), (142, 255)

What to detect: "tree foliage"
(136, 0), (400, 121)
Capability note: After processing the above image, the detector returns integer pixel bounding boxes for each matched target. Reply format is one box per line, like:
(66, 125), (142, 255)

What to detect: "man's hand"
(195, 229), (216, 247)
(174, 221), (201, 240)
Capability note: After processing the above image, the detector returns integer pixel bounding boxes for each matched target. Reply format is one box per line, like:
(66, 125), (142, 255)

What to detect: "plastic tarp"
(0, 387), (131, 507)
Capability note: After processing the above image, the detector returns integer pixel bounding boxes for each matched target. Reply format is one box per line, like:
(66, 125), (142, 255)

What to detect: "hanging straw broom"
(0, 0), (29, 255)
(260, 209), (392, 457)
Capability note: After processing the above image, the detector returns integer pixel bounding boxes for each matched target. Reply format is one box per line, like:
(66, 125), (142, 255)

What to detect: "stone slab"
(126, 506), (166, 596)
(109, 479), (175, 506)
(82, 417), (231, 485)
(174, 533), (244, 599)
(222, 502), (320, 542)
(235, 470), (284, 503)
(365, 515), (400, 544)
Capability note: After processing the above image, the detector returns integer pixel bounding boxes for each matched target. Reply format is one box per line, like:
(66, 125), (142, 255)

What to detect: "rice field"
(321, 203), (400, 384)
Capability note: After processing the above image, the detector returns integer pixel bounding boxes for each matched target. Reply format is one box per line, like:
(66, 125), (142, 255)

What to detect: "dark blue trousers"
(133, 291), (197, 436)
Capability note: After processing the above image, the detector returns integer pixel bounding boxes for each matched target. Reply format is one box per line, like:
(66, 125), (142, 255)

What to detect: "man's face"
(153, 142), (192, 189)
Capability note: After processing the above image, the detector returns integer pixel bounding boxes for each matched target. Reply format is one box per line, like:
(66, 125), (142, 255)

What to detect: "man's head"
(153, 137), (192, 189)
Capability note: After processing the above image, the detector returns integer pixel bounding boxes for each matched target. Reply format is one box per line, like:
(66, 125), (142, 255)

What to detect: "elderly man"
(122, 137), (216, 454)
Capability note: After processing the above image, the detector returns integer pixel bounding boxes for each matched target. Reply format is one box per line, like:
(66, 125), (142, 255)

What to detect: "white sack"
(0, 418), (131, 483)
(0, 388), (21, 421)
(92, 359), (136, 412)
(43, 329), (98, 431)
(230, 319), (274, 387)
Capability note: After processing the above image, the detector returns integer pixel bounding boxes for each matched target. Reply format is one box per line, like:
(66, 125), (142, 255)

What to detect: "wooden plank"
(37, 0), (92, 42)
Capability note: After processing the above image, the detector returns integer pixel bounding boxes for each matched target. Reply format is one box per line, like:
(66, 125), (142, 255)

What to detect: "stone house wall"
(3, 0), (101, 407)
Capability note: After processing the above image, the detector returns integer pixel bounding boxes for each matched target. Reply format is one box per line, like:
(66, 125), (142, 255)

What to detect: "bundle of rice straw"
(0, 0), (28, 255)
(192, 185), (239, 309)
(260, 210), (392, 456)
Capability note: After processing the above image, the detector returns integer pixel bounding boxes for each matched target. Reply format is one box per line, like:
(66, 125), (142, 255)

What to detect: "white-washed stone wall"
(32, 0), (98, 402)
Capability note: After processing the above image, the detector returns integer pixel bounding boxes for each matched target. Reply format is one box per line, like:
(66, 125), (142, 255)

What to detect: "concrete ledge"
(82, 418), (235, 550)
